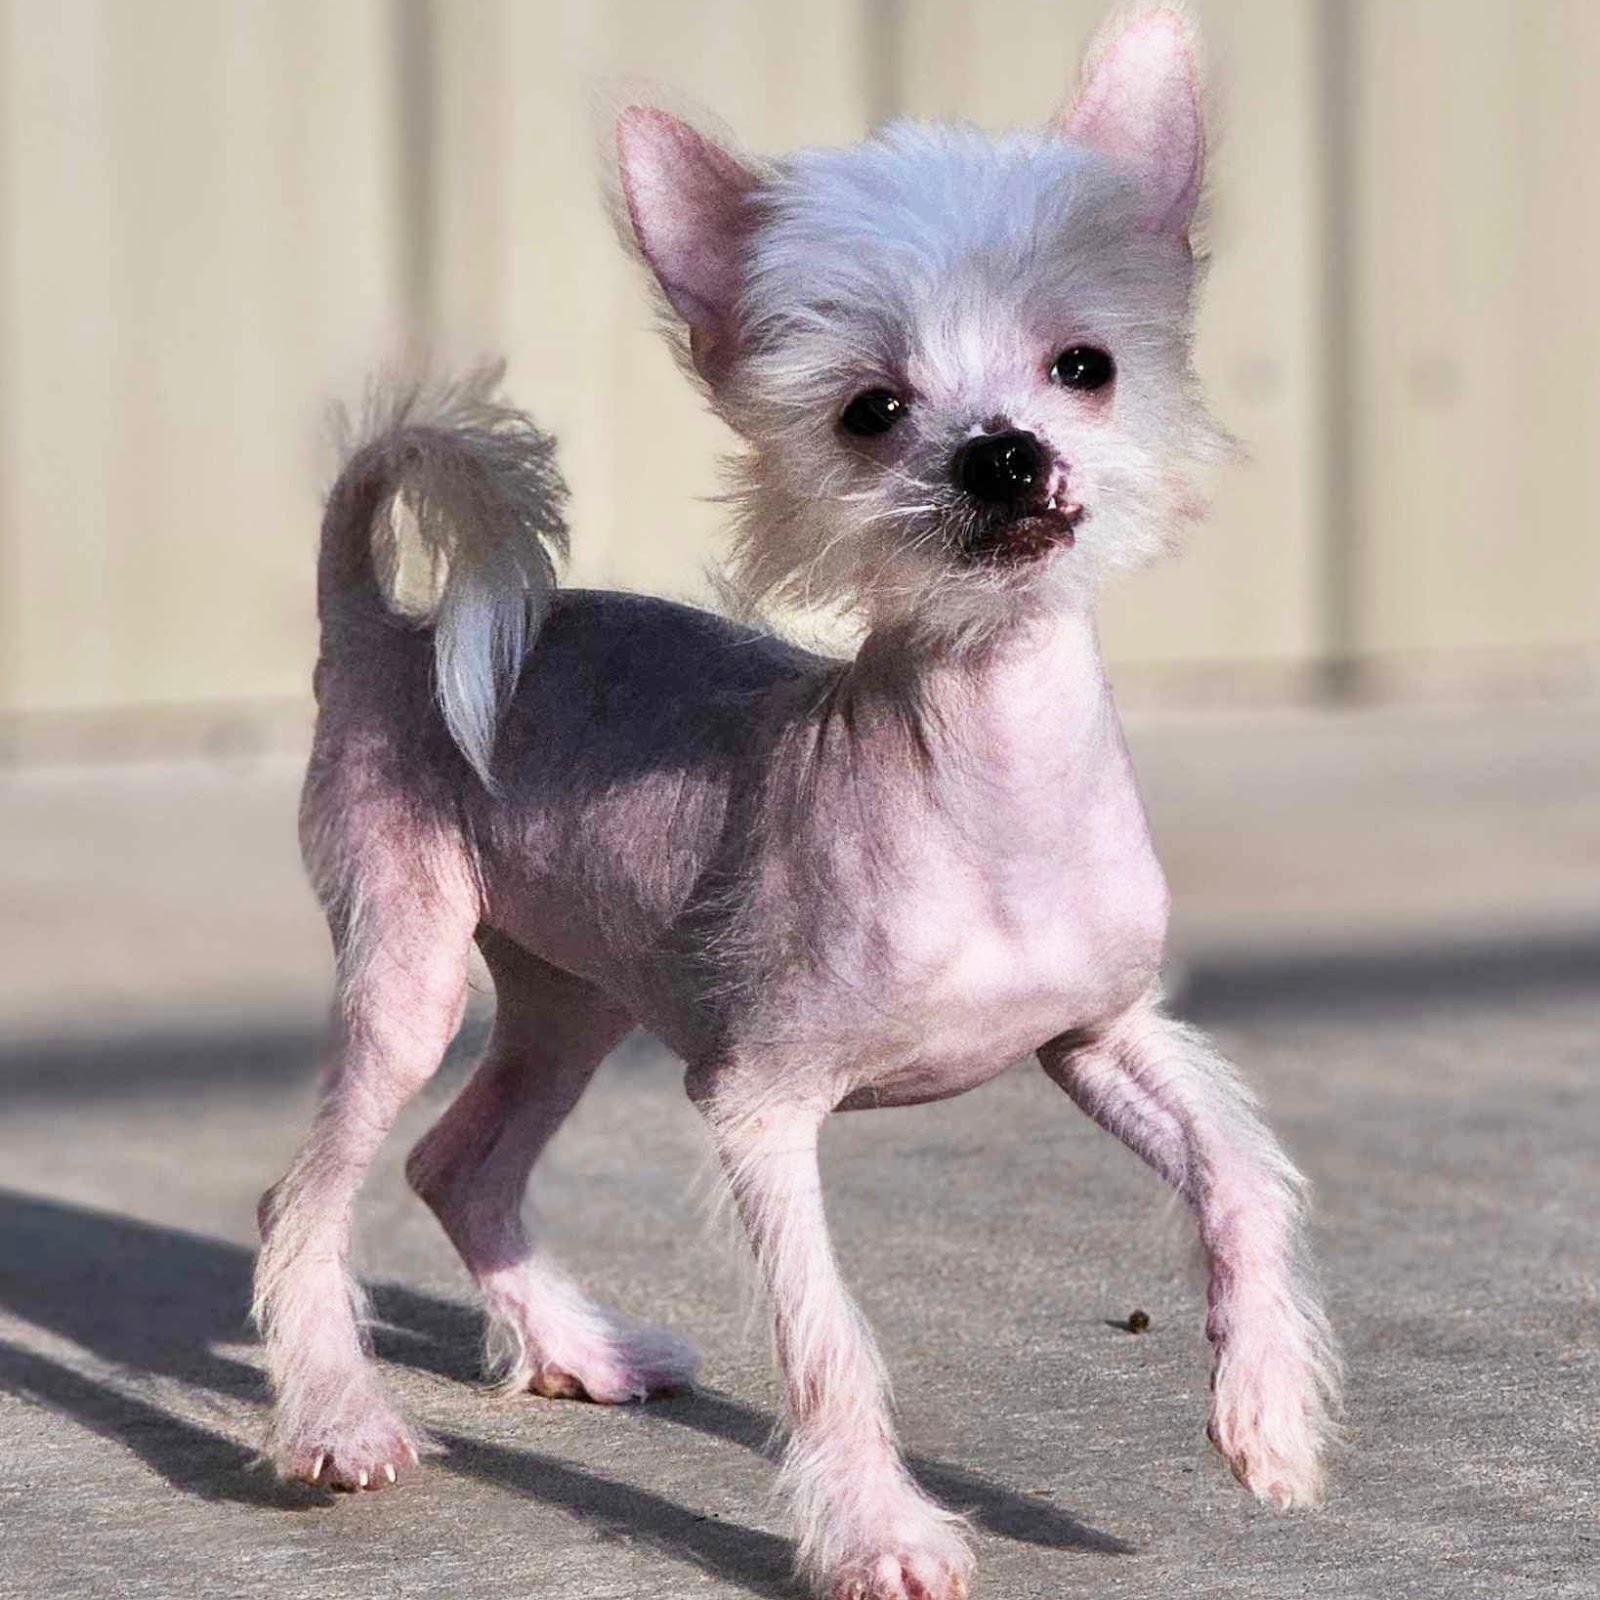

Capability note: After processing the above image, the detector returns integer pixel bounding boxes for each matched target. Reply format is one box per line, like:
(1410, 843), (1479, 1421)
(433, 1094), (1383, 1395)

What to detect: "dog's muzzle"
(953, 429), (1045, 505)
(950, 429), (1085, 563)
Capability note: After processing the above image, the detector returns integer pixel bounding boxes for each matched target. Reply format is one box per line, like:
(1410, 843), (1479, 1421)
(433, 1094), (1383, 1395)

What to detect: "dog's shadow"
(0, 1186), (1130, 1592)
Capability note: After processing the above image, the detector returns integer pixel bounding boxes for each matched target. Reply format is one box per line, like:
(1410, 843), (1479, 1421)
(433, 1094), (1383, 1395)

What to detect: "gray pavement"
(1, 703), (1597, 1598)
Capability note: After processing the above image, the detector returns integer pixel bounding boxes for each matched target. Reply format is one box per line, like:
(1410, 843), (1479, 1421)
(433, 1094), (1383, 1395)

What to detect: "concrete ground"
(1, 703), (1596, 1599)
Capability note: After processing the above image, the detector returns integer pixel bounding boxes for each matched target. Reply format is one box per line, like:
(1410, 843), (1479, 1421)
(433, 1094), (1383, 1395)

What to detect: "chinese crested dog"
(254, 7), (1339, 1595)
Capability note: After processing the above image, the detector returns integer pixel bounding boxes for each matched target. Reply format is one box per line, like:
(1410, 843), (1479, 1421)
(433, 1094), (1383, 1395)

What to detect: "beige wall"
(0, 0), (1594, 726)
(1354, 0), (1600, 666)
(0, 0), (405, 717)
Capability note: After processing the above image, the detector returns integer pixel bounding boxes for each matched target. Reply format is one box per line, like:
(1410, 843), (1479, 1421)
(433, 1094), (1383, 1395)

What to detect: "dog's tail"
(317, 366), (569, 789)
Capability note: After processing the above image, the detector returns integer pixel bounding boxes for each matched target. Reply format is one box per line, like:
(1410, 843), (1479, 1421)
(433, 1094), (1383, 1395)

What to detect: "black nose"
(952, 430), (1045, 505)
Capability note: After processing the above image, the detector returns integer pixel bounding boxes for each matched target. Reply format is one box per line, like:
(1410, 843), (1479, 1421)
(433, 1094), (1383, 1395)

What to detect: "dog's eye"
(840, 390), (907, 437)
(1050, 346), (1115, 392)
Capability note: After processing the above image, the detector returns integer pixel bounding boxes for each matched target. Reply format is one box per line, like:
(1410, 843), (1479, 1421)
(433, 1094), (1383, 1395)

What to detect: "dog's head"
(616, 6), (1226, 644)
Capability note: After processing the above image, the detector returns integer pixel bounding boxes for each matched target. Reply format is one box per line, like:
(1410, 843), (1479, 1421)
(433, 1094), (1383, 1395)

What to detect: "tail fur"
(318, 366), (568, 788)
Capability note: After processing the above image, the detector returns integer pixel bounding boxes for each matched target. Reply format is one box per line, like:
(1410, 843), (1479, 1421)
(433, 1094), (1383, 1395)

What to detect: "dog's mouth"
(960, 500), (1086, 566)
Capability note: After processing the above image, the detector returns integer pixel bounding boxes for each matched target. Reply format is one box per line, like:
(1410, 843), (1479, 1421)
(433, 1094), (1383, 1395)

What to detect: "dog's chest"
(806, 745), (1169, 1106)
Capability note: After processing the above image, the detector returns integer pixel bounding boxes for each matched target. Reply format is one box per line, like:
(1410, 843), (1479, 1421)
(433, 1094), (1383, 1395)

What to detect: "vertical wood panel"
(1354, 0), (1600, 663)
(2, 1), (1597, 726)
(895, 0), (1328, 678)
(0, 0), (118, 710)
(0, 0), (403, 717)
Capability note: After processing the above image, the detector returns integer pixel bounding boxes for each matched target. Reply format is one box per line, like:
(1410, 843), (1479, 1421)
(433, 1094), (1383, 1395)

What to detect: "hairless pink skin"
(253, 10), (1339, 1598)
(256, 570), (1337, 1588)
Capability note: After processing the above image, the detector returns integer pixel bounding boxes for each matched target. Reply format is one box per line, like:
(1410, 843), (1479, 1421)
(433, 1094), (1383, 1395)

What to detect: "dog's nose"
(952, 430), (1045, 505)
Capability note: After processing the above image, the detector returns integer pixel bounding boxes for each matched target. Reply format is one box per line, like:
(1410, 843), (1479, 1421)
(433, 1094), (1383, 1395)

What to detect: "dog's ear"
(1060, 6), (1204, 240)
(616, 107), (759, 378)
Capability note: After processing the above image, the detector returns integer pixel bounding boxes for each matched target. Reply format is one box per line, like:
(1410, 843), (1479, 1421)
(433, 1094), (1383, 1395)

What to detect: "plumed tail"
(318, 366), (568, 789)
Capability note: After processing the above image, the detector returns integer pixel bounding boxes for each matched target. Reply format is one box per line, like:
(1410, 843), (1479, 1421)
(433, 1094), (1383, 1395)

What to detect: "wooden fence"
(1, 0), (1595, 733)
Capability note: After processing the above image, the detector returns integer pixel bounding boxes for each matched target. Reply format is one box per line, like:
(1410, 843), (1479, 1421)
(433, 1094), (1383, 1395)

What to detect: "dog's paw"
(810, 1490), (974, 1600)
(1208, 1412), (1323, 1510)
(825, 1547), (972, 1600)
(494, 1309), (699, 1404)
(272, 1394), (426, 1492)
(1207, 1310), (1337, 1510)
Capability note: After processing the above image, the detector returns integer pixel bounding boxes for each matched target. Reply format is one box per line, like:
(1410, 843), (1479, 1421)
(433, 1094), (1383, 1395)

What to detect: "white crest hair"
(613, 9), (1230, 652)
(716, 123), (1228, 646)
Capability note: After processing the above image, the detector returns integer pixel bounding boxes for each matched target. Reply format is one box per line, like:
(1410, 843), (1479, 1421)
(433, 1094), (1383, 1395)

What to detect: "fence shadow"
(0, 1187), (1129, 1589)
(1175, 926), (1600, 1022)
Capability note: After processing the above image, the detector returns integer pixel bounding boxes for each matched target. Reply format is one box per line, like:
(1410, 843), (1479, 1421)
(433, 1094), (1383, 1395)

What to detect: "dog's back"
(301, 381), (834, 1049)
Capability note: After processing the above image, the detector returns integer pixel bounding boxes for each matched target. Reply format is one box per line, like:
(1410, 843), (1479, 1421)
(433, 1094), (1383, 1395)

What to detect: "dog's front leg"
(700, 1094), (972, 1600)
(1038, 997), (1341, 1508)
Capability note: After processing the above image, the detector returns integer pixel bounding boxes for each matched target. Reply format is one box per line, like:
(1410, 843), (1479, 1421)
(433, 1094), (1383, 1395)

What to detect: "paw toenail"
(357, 1468), (369, 1489)
(383, 1463), (397, 1484)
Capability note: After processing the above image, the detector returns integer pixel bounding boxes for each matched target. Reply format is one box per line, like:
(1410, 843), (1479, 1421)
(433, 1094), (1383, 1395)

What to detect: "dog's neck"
(839, 603), (1117, 781)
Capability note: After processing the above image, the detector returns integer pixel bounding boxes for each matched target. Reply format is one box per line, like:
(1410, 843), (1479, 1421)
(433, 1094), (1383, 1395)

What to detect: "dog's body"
(255, 10), (1339, 1597)
(456, 591), (1163, 1090)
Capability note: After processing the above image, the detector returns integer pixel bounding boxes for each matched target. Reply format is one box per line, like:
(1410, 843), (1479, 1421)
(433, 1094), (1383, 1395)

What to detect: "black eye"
(840, 390), (907, 437)
(1050, 346), (1115, 392)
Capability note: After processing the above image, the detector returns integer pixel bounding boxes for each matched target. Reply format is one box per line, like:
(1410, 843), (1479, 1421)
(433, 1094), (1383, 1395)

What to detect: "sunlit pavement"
(2, 703), (1596, 1599)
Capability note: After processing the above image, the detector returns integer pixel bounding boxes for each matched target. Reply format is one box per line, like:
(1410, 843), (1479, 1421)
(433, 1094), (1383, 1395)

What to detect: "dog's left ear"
(616, 107), (759, 379)
(1060, 6), (1204, 241)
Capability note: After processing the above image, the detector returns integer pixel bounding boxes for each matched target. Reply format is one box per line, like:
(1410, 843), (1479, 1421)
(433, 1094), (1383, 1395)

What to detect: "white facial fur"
(618, 7), (1227, 647)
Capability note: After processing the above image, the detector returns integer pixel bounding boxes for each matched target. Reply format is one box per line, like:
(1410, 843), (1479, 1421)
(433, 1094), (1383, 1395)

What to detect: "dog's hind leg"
(405, 932), (699, 1402)
(254, 816), (477, 1490)
(1038, 996), (1341, 1510)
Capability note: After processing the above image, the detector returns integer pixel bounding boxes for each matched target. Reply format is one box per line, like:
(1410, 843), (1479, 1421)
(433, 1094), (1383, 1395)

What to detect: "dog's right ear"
(616, 107), (759, 380)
